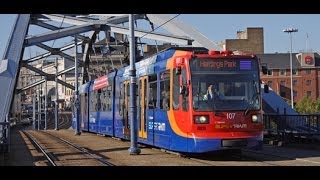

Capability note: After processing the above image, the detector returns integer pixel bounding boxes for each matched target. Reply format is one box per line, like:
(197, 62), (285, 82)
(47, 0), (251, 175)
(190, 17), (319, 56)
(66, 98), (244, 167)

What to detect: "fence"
(263, 113), (320, 143)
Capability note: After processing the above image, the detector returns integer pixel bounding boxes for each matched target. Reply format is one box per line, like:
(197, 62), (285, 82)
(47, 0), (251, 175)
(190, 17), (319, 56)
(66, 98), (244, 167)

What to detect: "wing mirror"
(264, 84), (269, 93)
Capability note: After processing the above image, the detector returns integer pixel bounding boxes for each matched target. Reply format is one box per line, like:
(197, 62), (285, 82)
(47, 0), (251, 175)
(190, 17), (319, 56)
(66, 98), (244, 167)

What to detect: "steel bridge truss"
(0, 14), (219, 153)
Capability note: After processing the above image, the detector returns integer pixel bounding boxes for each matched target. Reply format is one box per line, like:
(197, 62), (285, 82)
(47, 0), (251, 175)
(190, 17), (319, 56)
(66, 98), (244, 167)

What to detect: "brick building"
(219, 27), (264, 54)
(258, 52), (320, 104)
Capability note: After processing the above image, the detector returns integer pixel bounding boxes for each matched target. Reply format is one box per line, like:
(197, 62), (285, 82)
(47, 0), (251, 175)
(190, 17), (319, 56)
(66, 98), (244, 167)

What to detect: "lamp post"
(283, 28), (298, 109)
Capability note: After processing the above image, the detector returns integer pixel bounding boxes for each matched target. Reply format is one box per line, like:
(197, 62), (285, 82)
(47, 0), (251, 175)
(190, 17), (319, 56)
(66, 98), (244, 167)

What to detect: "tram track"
(21, 130), (57, 166)
(41, 131), (114, 166)
(21, 130), (114, 166)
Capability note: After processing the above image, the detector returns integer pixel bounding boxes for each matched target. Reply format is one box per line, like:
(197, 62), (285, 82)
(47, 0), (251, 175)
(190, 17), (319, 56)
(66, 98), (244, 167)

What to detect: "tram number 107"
(226, 113), (236, 120)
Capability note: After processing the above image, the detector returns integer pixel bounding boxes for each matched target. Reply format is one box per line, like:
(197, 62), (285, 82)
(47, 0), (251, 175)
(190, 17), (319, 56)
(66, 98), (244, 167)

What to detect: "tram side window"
(173, 68), (180, 110)
(160, 70), (170, 110)
(182, 69), (188, 111)
(138, 79), (142, 116)
(144, 79), (148, 105)
(96, 89), (102, 111)
(100, 88), (106, 111)
(119, 83), (123, 116)
(90, 91), (96, 112)
(104, 78), (113, 112)
(106, 84), (113, 111)
(148, 74), (157, 109)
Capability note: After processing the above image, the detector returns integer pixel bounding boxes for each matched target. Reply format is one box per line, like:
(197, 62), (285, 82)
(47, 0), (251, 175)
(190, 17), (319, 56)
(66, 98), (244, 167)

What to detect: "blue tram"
(73, 47), (267, 153)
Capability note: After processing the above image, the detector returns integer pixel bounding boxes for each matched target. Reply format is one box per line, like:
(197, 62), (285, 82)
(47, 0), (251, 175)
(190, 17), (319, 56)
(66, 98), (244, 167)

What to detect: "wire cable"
(141, 14), (180, 39)
(43, 15), (66, 62)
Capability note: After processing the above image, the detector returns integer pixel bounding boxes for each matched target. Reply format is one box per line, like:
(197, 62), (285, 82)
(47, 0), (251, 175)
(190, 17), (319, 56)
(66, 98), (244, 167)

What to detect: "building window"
(293, 91), (297, 98)
(307, 91), (311, 97)
(306, 80), (312, 86)
(268, 81), (272, 88)
(280, 69), (286, 76)
(267, 69), (273, 76)
(293, 80), (297, 86)
(306, 69), (311, 75)
(280, 81), (286, 86)
(280, 91), (286, 97)
(292, 69), (298, 75)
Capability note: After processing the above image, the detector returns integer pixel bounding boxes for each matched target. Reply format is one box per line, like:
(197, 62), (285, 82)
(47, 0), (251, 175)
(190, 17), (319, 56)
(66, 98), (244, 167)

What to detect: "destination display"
(190, 58), (257, 71)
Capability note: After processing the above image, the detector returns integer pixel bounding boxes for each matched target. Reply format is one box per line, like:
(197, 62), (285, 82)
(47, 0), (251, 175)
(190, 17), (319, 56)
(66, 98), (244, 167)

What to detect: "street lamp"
(283, 28), (298, 109)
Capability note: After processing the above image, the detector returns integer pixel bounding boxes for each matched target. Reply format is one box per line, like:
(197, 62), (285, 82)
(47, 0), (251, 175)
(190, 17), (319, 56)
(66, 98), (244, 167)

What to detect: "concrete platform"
(0, 125), (34, 166)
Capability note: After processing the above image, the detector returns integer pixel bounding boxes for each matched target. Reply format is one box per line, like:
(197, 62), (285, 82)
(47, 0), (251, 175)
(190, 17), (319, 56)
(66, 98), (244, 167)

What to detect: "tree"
(314, 97), (320, 113)
(295, 96), (319, 114)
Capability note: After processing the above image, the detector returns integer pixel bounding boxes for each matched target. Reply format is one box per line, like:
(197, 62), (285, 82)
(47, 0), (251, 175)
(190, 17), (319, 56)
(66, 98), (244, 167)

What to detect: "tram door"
(146, 74), (157, 145)
(123, 81), (130, 137)
(138, 77), (147, 139)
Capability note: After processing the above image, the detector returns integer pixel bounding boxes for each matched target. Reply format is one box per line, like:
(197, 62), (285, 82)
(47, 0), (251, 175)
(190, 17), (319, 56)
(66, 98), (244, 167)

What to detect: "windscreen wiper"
(244, 93), (258, 115)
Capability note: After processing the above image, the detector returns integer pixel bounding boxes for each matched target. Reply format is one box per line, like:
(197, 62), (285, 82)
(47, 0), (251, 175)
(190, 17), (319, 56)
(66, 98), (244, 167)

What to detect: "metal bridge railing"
(0, 114), (10, 153)
(263, 114), (320, 143)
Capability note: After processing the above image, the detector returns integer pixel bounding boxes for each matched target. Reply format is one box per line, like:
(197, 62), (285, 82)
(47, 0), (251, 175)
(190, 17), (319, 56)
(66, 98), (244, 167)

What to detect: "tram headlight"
(194, 115), (209, 124)
(251, 115), (261, 123)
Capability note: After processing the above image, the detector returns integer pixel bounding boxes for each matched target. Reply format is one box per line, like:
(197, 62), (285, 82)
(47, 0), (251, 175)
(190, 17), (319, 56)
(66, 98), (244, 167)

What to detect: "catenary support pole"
(75, 35), (81, 135)
(128, 14), (141, 155)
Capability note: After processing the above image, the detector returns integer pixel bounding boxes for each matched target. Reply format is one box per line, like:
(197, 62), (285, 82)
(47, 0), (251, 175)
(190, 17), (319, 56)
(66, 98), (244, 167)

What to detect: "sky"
(1, 14), (320, 58)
